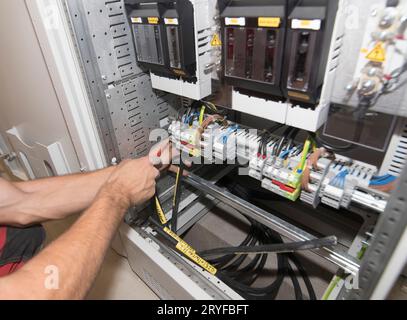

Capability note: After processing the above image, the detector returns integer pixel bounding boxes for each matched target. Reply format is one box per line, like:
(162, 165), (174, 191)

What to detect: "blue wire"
(220, 125), (239, 144)
(370, 174), (396, 186)
(330, 170), (349, 188)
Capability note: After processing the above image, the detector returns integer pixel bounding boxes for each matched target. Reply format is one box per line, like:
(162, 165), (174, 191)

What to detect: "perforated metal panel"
(380, 118), (407, 177)
(105, 75), (179, 158)
(81, 0), (142, 84)
(64, 0), (180, 161)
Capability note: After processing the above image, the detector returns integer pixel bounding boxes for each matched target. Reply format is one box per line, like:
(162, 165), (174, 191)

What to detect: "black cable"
(219, 182), (319, 300)
(288, 253), (317, 300)
(171, 160), (185, 233)
(286, 128), (300, 150)
(287, 259), (304, 300)
(199, 236), (337, 258)
(275, 127), (294, 156)
(311, 132), (357, 153)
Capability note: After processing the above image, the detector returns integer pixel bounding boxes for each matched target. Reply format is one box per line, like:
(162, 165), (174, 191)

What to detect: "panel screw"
(111, 157), (118, 166)
(102, 75), (107, 81)
(346, 83), (355, 92)
(106, 94), (111, 99)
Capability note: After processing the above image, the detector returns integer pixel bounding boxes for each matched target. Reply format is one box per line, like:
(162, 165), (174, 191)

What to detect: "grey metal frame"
(340, 162), (407, 299)
(183, 173), (361, 276)
(64, 0), (180, 161)
(63, 0), (120, 162)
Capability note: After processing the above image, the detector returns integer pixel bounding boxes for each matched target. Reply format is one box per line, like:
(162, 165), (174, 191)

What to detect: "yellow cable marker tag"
(163, 228), (217, 275)
(148, 17), (159, 24)
(258, 17), (281, 28)
(211, 33), (222, 47)
(163, 227), (183, 243)
(176, 241), (217, 275)
(155, 197), (168, 225)
(366, 42), (386, 63)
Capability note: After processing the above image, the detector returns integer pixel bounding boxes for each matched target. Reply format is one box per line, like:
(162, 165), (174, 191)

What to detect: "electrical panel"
(331, 0), (407, 117)
(62, 0), (407, 301)
(125, 0), (218, 100)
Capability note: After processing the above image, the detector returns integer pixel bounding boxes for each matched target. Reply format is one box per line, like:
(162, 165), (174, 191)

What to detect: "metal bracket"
(184, 172), (361, 276)
(341, 159), (407, 299)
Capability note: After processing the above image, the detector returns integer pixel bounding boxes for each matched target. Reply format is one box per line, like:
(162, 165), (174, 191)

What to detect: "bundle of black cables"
(199, 215), (317, 300)
(199, 176), (321, 300)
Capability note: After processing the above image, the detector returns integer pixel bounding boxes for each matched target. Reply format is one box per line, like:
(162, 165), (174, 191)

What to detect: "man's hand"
(103, 157), (159, 207)
(149, 139), (191, 175)
(0, 158), (160, 300)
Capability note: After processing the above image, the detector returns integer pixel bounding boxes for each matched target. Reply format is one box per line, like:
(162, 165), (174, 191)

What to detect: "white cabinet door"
(0, 0), (81, 179)
(0, 0), (105, 179)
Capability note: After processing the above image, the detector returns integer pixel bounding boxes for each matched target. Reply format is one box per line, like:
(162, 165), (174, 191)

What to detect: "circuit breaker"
(126, 0), (196, 81)
(283, 0), (339, 105)
(220, 0), (289, 99)
(125, 0), (217, 100)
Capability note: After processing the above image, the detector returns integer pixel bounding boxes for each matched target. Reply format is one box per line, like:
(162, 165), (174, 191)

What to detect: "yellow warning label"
(211, 33), (222, 47)
(155, 197), (168, 225)
(258, 17), (281, 28)
(366, 42), (386, 63)
(147, 17), (159, 24)
(176, 241), (217, 275)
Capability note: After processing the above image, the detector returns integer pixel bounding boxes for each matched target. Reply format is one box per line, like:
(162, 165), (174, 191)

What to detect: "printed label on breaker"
(131, 17), (142, 24)
(176, 241), (217, 275)
(148, 17), (159, 24)
(225, 17), (246, 26)
(258, 17), (281, 28)
(291, 19), (321, 30)
(164, 18), (179, 25)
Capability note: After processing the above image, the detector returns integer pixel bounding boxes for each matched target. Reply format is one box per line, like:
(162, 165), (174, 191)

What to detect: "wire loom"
(147, 179), (338, 300)
(149, 100), (342, 299)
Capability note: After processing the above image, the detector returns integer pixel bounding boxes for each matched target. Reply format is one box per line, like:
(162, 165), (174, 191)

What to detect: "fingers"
(149, 155), (162, 167)
(169, 165), (190, 176)
(152, 167), (160, 179)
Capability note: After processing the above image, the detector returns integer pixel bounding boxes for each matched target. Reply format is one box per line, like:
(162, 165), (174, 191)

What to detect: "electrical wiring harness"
(168, 102), (391, 210)
(148, 193), (337, 300)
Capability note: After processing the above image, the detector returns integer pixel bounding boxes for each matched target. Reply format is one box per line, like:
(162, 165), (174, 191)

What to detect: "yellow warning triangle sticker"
(366, 42), (386, 63)
(211, 33), (222, 47)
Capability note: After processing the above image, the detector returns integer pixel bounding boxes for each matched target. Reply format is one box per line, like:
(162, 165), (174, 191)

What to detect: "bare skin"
(0, 140), (176, 299)
(0, 167), (116, 227)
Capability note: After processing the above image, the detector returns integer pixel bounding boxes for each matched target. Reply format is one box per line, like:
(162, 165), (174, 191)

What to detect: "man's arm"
(0, 167), (115, 226)
(0, 140), (178, 227)
(0, 157), (159, 300)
